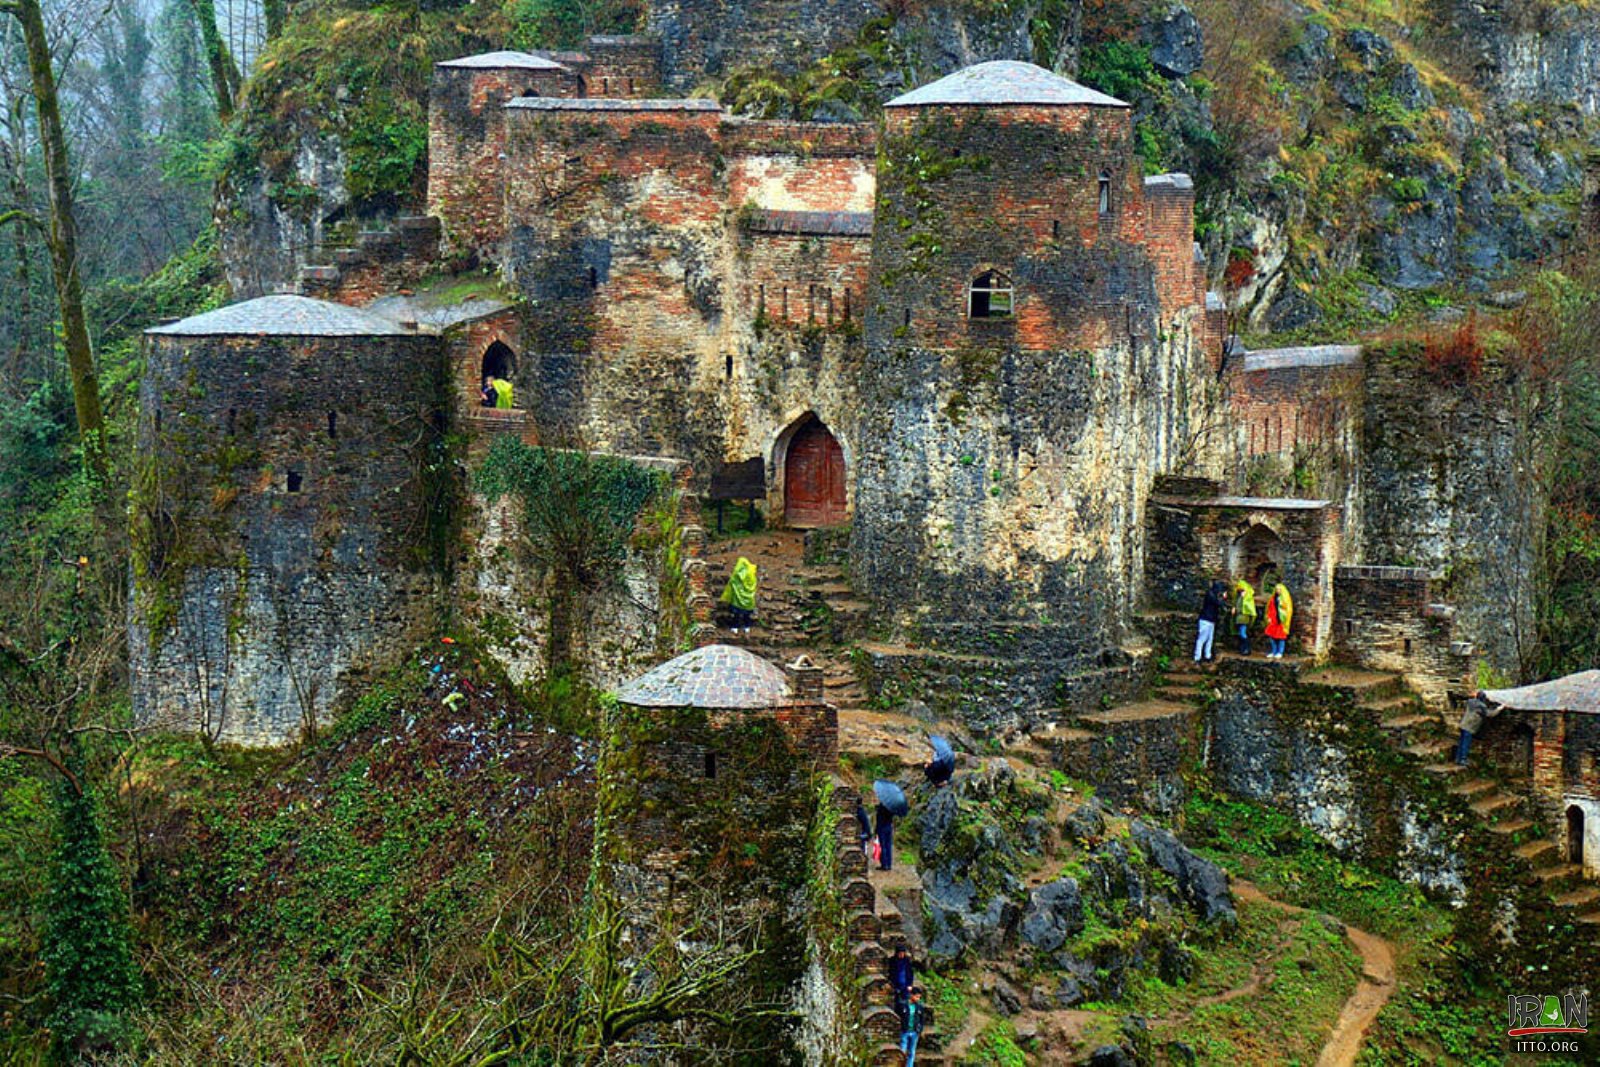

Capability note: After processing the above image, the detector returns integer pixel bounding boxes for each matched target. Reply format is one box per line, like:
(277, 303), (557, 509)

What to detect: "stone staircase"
(296, 215), (440, 305)
(830, 780), (947, 1067)
(1292, 666), (1600, 922)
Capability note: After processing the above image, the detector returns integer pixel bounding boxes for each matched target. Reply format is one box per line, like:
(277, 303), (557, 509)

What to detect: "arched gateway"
(783, 416), (847, 528)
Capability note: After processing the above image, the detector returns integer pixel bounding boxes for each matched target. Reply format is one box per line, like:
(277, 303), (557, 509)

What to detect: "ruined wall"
(580, 35), (664, 96)
(1220, 348), (1364, 525)
(460, 456), (696, 690)
(1331, 565), (1472, 708)
(428, 61), (579, 262)
(1357, 343), (1552, 677)
(854, 102), (1212, 660)
(130, 331), (446, 746)
(646, 0), (880, 90)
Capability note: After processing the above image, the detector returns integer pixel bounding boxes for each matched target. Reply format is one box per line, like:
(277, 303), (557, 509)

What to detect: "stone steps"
(1577, 911), (1600, 925)
(1533, 864), (1584, 887)
(1489, 817), (1533, 836)
(1301, 667), (1404, 701)
(1470, 792), (1522, 818)
(1361, 693), (1420, 716)
(1514, 839), (1559, 863)
(1554, 885), (1600, 909)
(1448, 778), (1497, 799)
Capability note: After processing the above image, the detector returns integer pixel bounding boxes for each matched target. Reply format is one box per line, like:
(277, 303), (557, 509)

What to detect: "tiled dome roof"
(617, 644), (794, 709)
(885, 60), (1128, 109)
(146, 295), (411, 337)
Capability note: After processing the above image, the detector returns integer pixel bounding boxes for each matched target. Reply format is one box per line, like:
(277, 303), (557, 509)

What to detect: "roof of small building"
(1153, 494), (1333, 511)
(744, 209), (873, 237)
(885, 60), (1128, 109)
(1240, 345), (1363, 372)
(1144, 173), (1194, 191)
(146, 294), (411, 337)
(438, 51), (567, 71)
(1486, 670), (1600, 714)
(616, 644), (794, 709)
(506, 97), (720, 112)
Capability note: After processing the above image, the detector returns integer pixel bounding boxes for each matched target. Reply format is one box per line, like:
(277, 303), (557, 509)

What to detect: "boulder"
(1063, 797), (1107, 843)
(1390, 62), (1435, 110)
(989, 975), (1023, 1016)
(1281, 19), (1332, 87)
(1359, 283), (1398, 318)
(1020, 877), (1086, 953)
(1344, 28), (1394, 72)
(1129, 820), (1237, 925)
(1144, 6), (1204, 77)
(922, 866), (1022, 960)
(918, 787), (960, 856)
(1088, 1045), (1136, 1067)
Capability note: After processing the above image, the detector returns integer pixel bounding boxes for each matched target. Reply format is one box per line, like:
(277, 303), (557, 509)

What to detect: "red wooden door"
(785, 421), (847, 527)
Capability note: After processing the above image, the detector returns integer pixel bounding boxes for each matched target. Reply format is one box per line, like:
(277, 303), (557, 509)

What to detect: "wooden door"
(785, 421), (847, 527)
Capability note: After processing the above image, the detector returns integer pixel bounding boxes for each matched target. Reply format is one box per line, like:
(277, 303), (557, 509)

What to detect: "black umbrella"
(928, 735), (956, 769)
(872, 779), (909, 817)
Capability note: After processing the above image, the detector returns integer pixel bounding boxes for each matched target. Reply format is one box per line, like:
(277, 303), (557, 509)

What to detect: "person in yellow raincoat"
(1264, 583), (1293, 659)
(491, 376), (514, 409)
(720, 556), (758, 634)
(1232, 579), (1256, 656)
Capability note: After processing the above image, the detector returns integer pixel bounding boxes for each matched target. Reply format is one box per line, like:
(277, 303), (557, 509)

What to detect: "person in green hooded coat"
(1232, 579), (1256, 656)
(720, 556), (758, 634)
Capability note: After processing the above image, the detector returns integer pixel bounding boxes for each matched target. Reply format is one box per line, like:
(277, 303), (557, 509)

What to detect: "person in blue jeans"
(900, 985), (931, 1066)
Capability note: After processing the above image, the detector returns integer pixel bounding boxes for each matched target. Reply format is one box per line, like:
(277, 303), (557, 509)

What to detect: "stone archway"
(1229, 523), (1287, 587)
(779, 415), (847, 528)
(481, 339), (516, 382)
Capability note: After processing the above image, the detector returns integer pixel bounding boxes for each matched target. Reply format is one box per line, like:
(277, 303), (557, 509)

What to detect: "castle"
(131, 38), (1539, 747)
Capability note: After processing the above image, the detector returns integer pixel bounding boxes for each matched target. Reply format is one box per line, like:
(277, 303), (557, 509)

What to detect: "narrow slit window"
(286, 470), (304, 494)
(588, 266), (598, 289)
(226, 407), (237, 435)
(725, 354), (734, 379)
(903, 307), (911, 328)
(825, 289), (834, 325)
(328, 412), (338, 440)
(1052, 219), (1061, 239)
(808, 284), (816, 324)
(969, 271), (1014, 319)
(782, 287), (789, 321)
(758, 283), (766, 316)
(843, 288), (851, 321)
(1098, 171), (1112, 216)
(704, 751), (718, 779)
(154, 411), (162, 434)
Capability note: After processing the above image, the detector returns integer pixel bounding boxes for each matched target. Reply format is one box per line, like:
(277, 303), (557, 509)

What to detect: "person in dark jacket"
(1455, 689), (1501, 766)
(887, 944), (914, 1015)
(899, 986), (931, 1067)
(855, 801), (873, 858)
(1195, 581), (1225, 663)
(874, 803), (894, 871)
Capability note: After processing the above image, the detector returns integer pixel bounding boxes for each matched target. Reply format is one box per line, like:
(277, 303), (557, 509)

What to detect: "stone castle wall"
(1357, 344), (1551, 677)
(131, 331), (446, 746)
(1331, 565), (1471, 709)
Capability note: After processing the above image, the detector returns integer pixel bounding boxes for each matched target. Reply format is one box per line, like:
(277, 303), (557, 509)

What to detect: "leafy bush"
(345, 105), (429, 201)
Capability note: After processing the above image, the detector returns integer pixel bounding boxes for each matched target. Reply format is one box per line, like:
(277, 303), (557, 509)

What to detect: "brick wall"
(1330, 565), (1470, 708)
(581, 35), (663, 96)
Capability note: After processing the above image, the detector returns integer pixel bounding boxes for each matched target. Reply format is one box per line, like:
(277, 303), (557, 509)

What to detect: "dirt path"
(1231, 881), (1397, 1067)
(1315, 924), (1396, 1067)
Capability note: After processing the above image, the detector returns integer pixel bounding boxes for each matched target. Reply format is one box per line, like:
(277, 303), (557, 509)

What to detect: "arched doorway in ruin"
(1569, 806), (1586, 867)
(779, 414), (847, 528)
(1229, 523), (1287, 587)
(481, 340), (516, 384)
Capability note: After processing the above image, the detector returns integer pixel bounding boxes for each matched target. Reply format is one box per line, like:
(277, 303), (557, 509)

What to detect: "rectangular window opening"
(725, 354), (734, 380)
(328, 412), (338, 440)
(286, 470), (304, 494)
(704, 751), (718, 779)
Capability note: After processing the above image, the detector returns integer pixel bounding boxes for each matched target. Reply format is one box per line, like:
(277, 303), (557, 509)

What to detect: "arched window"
(1098, 170), (1112, 216)
(481, 340), (516, 383)
(969, 271), (1014, 319)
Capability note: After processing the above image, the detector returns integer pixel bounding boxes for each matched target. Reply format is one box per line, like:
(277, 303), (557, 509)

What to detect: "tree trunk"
(1, 136), (34, 395)
(7, 0), (112, 512)
(186, 0), (239, 123)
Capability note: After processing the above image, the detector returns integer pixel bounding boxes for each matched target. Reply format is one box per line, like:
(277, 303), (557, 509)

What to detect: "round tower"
(131, 295), (447, 746)
(597, 644), (835, 1048)
(854, 61), (1209, 672)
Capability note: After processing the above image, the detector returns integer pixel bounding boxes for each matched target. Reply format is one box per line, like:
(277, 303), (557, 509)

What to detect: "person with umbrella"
(924, 735), (956, 788)
(873, 780), (908, 872)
